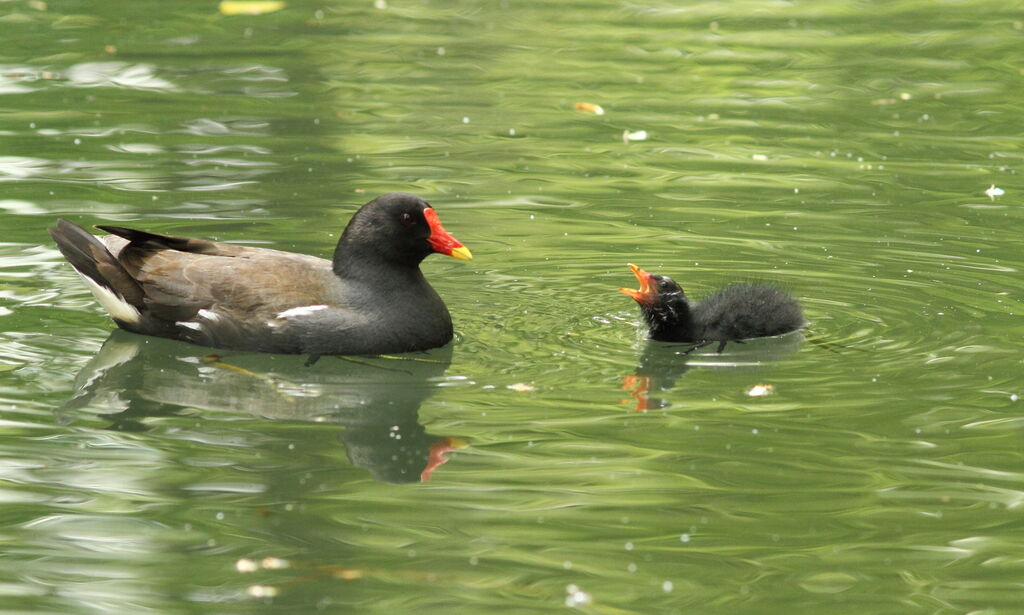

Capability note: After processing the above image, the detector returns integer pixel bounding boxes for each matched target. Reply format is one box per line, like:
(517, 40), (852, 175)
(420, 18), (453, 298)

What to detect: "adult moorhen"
(619, 263), (803, 353)
(49, 193), (471, 356)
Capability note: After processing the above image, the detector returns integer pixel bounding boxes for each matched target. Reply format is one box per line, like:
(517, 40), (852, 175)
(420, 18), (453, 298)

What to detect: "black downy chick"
(619, 263), (804, 353)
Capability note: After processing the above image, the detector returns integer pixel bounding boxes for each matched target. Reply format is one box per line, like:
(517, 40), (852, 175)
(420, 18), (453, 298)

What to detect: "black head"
(334, 193), (471, 273)
(619, 263), (693, 335)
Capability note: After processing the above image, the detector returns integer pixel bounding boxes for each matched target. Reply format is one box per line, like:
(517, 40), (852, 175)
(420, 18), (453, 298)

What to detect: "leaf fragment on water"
(746, 384), (773, 397)
(219, 1), (285, 16)
(574, 102), (604, 115)
(507, 382), (537, 393)
(622, 129), (647, 142)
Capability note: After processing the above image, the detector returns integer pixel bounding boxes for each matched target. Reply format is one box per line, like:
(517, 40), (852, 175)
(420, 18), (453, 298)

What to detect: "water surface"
(1, 1), (1022, 613)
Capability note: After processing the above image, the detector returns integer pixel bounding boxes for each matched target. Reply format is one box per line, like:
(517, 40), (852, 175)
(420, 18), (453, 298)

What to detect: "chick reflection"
(621, 343), (693, 412)
(621, 334), (804, 412)
(63, 330), (465, 483)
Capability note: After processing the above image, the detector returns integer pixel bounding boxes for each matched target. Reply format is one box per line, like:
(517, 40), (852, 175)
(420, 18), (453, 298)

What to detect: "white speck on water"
(627, 563), (637, 573)
(794, 188), (799, 194)
(906, 269), (913, 273)
(563, 560), (573, 569)
(752, 428), (759, 435)
(624, 542), (634, 551)
(462, 116), (470, 124)
(437, 46), (446, 56)
(680, 533), (691, 543)
(1011, 394), (1019, 402)
(662, 580), (674, 593)
(73, 138), (81, 145)
(469, 556), (478, 565)
(216, 512), (224, 520)
(565, 584), (591, 607)
(985, 184), (1004, 200)
(509, 128), (516, 136)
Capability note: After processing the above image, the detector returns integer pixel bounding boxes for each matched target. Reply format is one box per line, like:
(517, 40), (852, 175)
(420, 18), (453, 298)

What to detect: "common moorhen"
(619, 263), (803, 352)
(49, 193), (471, 356)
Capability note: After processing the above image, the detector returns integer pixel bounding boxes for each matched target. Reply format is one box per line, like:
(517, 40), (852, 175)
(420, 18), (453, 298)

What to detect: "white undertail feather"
(76, 272), (141, 324)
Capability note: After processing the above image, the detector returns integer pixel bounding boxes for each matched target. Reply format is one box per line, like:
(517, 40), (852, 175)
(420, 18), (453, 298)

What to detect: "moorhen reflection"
(61, 330), (466, 483)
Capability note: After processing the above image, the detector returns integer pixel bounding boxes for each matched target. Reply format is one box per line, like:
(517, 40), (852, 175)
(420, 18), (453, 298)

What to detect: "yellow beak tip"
(449, 246), (473, 261)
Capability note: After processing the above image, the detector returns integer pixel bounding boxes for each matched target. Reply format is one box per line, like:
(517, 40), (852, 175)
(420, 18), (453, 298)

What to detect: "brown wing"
(99, 226), (334, 324)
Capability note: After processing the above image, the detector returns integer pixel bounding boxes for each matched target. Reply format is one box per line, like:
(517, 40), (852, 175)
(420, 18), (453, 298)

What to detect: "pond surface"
(2, 0), (1023, 613)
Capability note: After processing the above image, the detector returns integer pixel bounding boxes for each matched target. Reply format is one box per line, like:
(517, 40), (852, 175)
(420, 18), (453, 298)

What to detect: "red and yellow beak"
(424, 207), (472, 261)
(619, 263), (655, 303)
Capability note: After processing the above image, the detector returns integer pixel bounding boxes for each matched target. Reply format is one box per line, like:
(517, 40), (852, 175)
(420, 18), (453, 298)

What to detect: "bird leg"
(681, 341), (713, 355)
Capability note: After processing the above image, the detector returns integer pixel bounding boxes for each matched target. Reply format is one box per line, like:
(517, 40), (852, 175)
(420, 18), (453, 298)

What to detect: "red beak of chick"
(424, 207), (472, 261)
(619, 263), (656, 304)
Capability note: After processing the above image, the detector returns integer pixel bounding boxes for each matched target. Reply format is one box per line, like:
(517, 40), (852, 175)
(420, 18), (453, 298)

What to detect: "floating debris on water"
(985, 184), (1004, 200)
(574, 102), (604, 115)
(246, 585), (279, 598)
(219, 1), (285, 15)
(747, 384), (774, 397)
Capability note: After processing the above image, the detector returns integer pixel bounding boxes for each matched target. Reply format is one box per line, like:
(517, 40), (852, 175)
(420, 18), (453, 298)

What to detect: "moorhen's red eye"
(399, 212), (414, 227)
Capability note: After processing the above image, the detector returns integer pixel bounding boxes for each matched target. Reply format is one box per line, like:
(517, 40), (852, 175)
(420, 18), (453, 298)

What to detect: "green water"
(2, 1), (1023, 613)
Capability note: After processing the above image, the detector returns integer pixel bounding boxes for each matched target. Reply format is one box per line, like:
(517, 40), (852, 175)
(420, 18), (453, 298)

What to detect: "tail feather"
(50, 219), (145, 323)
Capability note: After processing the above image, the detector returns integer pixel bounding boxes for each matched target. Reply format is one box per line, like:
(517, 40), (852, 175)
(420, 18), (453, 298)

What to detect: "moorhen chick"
(619, 263), (803, 353)
(49, 193), (471, 357)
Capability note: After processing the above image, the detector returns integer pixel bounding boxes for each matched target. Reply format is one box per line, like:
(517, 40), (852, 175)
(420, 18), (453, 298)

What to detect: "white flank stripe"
(176, 321), (203, 331)
(197, 309), (219, 321)
(276, 304), (328, 319)
(76, 272), (141, 324)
